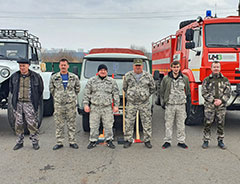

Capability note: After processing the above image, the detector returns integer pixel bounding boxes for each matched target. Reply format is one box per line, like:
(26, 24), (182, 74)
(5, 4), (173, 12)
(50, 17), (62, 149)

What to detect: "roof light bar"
(0, 29), (41, 49)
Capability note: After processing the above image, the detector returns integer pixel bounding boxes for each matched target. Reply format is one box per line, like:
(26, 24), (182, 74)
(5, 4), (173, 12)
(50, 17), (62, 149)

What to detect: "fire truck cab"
(152, 12), (240, 125)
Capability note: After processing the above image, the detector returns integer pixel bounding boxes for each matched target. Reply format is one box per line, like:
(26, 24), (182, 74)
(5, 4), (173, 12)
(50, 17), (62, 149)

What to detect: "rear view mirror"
(153, 70), (160, 80)
(185, 42), (195, 49)
(185, 29), (194, 41)
(237, 36), (240, 45)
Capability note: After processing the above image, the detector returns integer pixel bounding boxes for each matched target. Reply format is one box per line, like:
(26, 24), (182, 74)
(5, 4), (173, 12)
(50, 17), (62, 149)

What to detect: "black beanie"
(97, 64), (108, 72)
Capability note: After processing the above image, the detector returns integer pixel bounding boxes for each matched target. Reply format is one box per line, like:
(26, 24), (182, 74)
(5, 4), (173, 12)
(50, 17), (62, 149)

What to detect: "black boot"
(53, 144), (63, 150)
(202, 141), (209, 149)
(106, 140), (115, 149)
(144, 141), (152, 149)
(13, 143), (23, 150)
(87, 141), (97, 149)
(70, 143), (79, 149)
(218, 140), (226, 149)
(33, 143), (40, 150)
(123, 141), (132, 148)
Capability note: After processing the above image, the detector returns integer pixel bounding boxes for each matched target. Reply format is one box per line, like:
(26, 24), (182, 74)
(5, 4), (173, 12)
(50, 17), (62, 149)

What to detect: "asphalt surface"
(0, 105), (240, 184)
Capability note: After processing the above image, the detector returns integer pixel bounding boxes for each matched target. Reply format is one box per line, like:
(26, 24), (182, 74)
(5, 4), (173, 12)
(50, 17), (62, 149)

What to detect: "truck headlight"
(0, 68), (10, 78)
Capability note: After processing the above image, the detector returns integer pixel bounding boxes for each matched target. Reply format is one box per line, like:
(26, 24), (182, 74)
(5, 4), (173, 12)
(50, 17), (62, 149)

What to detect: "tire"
(82, 113), (90, 132)
(7, 93), (43, 134)
(185, 104), (204, 125)
(43, 95), (54, 116)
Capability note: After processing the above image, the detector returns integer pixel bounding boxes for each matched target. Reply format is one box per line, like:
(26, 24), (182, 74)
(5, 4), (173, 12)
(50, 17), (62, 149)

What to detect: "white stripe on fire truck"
(152, 58), (170, 64)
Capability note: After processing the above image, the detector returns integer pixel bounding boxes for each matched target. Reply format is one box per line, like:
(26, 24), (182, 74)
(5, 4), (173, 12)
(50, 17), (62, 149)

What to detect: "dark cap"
(17, 58), (30, 64)
(133, 58), (143, 65)
(97, 64), (108, 72)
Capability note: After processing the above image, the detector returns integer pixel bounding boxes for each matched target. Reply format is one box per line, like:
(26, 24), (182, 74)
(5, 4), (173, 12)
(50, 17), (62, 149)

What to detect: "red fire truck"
(152, 11), (240, 125)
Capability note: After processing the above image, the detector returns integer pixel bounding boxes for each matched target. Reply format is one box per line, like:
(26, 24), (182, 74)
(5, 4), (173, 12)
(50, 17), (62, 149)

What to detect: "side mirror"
(31, 53), (38, 61)
(185, 42), (195, 49)
(153, 70), (160, 80)
(237, 36), (240, 45)
(185, 29), (194, 41)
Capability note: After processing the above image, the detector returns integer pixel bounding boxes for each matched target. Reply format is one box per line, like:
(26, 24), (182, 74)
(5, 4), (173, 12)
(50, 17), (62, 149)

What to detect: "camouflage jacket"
(123, 71), (155, 104)
(49, 72), (80, 104)
(83, 76), (119, 107)
(160, 71), (191, 107)
(202, 73), (231, 106)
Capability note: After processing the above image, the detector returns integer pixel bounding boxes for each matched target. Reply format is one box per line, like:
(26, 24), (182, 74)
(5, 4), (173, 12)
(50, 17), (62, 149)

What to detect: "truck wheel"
(82, 113), (90, 132)
(7, 94), (43, 134)
(185, 105), (204, 125)
(43, 95), (54, 116)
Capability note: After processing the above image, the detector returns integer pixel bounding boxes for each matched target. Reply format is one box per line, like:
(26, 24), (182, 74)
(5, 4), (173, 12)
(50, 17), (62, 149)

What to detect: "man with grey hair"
(202, 61), (231, 149)
(123, 58), (155, 149)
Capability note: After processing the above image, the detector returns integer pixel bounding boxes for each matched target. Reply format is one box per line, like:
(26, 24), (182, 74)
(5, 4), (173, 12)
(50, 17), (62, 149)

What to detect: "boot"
(144, 141), (152, 149)
(106, 140), (115, 149)
(218, 140), (226, 149)
(202, 141), (209, 149)
(33, 143), (40, 150)
(123, 141), (132, 148)
(87, 141), (97, 149)
(13, 143), (23, 150)
(70, 143), (79, 149)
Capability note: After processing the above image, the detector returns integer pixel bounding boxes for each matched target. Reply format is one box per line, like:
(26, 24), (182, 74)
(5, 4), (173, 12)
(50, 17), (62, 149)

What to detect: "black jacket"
(9, 70), (44, 112)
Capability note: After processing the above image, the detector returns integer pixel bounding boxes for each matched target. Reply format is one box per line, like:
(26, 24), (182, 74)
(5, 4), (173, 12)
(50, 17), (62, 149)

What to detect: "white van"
(77, 48), (153, 131)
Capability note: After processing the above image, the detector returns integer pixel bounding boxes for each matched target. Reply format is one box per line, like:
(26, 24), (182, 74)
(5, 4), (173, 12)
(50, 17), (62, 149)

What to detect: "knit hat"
(97, 64), (108, 72)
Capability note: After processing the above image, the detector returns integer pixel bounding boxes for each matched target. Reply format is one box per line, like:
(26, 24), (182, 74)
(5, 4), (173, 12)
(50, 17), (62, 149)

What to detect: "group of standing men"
(10, 58), (231, 151)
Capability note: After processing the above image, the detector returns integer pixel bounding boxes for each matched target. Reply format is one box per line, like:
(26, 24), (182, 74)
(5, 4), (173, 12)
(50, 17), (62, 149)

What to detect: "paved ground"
(0, 105), (240, 184)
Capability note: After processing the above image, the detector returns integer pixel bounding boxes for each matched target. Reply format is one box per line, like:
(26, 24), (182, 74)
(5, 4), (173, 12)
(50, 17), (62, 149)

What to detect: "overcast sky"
(0, 0), (238, 52)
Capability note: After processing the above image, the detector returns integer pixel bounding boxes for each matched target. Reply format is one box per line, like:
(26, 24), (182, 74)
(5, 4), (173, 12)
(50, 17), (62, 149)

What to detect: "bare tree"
(130, 45), (151, 59)
(42, 49), (83, 63)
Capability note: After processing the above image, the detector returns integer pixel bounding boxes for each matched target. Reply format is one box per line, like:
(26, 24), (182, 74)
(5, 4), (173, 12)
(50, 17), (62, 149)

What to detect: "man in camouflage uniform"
(160, 61), (191, 149)
(9, 59), (43, 150)
(83, 64), (119, 149)
(123, 58), (155, 149)
(50, 58), (80, 150)
(202, 61), (231, 149)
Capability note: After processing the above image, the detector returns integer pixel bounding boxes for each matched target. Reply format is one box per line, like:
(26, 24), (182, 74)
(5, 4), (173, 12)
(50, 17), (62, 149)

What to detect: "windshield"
(0, 42), (28, 60)
(205, 23), (240, 48)
(84, 59), (148, 79)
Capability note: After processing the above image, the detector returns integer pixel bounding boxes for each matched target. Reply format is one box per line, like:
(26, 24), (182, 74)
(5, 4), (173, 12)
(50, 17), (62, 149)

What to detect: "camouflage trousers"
(203, 104), (226, 141)
(89, 105), (114, 142)
(54, 102), (77, 145)
(14, 102), (39, 144)
(124, 101), (152, 142)
(164, 104), (186, 144)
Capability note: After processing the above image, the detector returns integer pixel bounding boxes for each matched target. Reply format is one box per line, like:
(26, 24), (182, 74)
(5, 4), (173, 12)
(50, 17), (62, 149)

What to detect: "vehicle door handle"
(196, 51), (201, 56)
